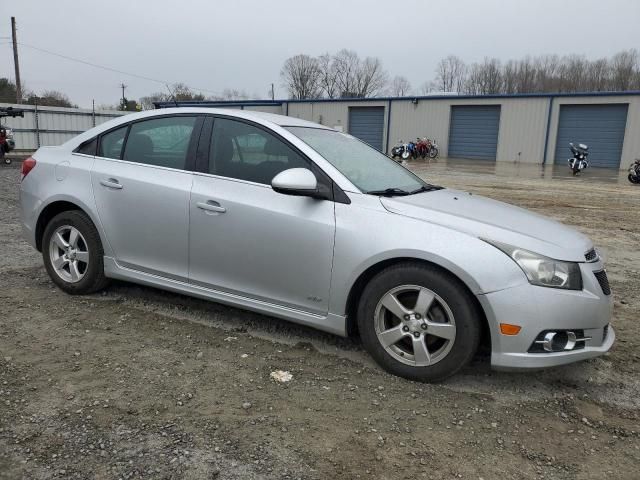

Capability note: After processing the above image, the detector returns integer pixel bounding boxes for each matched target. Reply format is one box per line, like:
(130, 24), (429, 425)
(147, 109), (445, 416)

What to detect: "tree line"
(2, 49), (638, 109)
(281, 49), (640, 99)
(0, 78), (76, 107)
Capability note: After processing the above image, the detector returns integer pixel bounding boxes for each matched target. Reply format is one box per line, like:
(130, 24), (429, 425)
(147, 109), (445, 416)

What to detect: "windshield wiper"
(409, 184), (442, 194)
(366, 185), (442, 197)
(365, 187), (412, 197)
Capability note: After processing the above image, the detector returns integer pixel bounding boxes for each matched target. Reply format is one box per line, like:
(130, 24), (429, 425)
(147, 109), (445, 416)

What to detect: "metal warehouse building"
(159, 91), (640, 170)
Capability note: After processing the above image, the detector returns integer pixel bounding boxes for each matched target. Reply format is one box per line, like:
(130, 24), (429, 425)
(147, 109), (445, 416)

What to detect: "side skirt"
(103, 256), (347, 337)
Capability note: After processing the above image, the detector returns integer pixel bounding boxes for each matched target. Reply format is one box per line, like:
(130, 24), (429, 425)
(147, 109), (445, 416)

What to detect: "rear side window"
(98, 126), (128, 159)
(75, 137), (97, 156)
(123, 116), (197, 170)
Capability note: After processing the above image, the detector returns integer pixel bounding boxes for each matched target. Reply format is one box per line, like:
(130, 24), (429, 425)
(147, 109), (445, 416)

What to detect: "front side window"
(123, 116), (197, 169)
(286, 127), (429, 194)
(210, 118), (309, 184)
(98, 126), (127, 159)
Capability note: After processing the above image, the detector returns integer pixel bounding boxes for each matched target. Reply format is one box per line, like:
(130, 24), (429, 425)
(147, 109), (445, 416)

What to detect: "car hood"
(380, 189), (592, 262)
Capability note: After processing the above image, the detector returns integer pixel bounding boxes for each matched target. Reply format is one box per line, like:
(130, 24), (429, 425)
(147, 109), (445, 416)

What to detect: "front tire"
(357, 263), (480, 382)
(429, 147), (438, 159)
(42, 210), (109, 295)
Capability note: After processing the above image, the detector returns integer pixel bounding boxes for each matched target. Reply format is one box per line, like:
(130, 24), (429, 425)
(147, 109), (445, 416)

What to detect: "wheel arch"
(344, 256), (491, 351)
(35, 198), (105, 253)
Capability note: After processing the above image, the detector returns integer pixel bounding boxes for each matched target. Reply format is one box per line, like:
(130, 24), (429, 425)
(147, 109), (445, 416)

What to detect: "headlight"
(483, 239), (582, 290)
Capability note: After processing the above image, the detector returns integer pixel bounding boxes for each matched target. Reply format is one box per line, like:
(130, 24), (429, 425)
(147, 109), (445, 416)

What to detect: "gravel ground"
(1, 159), (639, 480)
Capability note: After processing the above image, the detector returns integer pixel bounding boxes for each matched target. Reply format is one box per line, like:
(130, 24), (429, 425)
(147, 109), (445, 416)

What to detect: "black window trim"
(93, 113), (205, 172)
(195, 113), (350, 204)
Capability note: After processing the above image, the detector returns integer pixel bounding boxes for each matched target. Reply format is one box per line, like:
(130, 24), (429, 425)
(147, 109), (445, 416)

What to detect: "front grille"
(594, 270), (611, 295)
(603, 324), (609, 343)
(585, 249), (598, 262)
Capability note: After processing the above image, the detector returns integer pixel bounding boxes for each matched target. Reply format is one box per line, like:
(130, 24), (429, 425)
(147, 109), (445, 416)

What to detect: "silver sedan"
(19, 108), (614, 381)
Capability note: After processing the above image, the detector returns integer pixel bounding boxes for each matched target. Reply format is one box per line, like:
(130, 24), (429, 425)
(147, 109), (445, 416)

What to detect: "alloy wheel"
(48, 225), (89, 283)
(374, 285), (456, 367)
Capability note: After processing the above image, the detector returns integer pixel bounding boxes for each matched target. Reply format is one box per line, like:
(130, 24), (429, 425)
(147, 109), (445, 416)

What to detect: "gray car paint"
(19, 108), (614, 370)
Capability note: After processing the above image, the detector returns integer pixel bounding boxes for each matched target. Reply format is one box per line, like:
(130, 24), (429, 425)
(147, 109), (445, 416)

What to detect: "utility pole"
(271, 83), (275, 101)
(119, 83), (127, 107)
(11, 17), (22, 104)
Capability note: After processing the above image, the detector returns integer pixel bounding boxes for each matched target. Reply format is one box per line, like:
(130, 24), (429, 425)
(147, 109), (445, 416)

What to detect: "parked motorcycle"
(568, 142), (589, 175)
(428, 139), (439, 159)
(0, 127), (13, 164)
(391, 140), (406, 160)
(415, 137), (439, 160)
(416, 138), (430, 158)
(628, 158), (640, 184)
(0, 107), (25, 165)
(406, 139), (418, 159)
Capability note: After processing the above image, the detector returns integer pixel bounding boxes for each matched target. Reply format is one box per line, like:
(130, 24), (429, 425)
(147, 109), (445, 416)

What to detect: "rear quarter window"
(74, 137), (98, 156)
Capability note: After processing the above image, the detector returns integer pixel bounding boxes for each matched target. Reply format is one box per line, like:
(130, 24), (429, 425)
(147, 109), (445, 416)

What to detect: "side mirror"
(271, 168), (318, 197)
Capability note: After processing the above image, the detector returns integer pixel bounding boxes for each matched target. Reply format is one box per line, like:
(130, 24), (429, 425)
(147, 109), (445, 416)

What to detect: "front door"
(189, 117), (335, 314)
(91, 115), (200, 281)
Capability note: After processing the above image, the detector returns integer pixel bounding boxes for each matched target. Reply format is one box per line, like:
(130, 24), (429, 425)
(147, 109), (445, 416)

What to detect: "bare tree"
(355, 57), (388, 97)
(610, 49), (638, 91)
(333, 49), (361, 97)
(587, 58), (611, 92)
(463, 58), (502, 94)
(318, 53), (339, 98)
(331, 49), (388, 97)
(388, 76), (412, 97)
(434, 55), (466, 92)
(26, 90), (76, 108)
(514, 57), (536, 93)
(140, 92), (169, 110)
(419, 80), (439, 95)
(534, 55), (560, 92)
(171, 83), (205, 101)
(218, 88), (251, 100)
(280, 54), (322, 100)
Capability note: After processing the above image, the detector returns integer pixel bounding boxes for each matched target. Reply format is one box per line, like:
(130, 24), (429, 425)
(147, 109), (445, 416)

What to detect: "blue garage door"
(553, 104), (628, 168)
(448, 106), (501, 160)
(348, 107), (385, 151)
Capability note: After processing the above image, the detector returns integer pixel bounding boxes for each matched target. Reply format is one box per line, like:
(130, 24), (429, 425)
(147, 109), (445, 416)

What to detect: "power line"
(16, 41), (225, 97)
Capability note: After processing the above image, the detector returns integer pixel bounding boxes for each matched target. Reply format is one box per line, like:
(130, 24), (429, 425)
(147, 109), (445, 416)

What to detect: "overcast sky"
(1, 0), (639, 108)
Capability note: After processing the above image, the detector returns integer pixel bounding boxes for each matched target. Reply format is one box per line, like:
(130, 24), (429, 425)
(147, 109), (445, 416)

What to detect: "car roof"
(62, 107), (333, 149)
(148, 107), (331, 129)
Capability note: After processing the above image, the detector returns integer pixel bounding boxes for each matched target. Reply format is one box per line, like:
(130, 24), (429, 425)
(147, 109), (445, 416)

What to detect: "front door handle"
(196, 200), (226, 213)
(99, 178), (123, 190)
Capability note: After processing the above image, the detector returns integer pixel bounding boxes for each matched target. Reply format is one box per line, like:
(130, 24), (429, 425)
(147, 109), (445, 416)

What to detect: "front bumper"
(478, 261), (614, 370)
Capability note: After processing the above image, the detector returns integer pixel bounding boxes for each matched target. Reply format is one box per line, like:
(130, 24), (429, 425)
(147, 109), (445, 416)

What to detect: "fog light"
(529, 330), (592, 353)
(542, 331), (572, 352)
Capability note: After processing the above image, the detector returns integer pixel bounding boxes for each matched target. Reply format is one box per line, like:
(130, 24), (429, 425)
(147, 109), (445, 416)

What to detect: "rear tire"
(628, 174), (640, 184)
(357, 262), (480, 382)
(42, 210), (109, 295)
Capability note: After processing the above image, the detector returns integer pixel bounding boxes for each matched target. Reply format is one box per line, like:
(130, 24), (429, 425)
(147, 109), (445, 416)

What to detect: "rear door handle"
(196, 200), (226, 213)
(99, 178), (123, 190)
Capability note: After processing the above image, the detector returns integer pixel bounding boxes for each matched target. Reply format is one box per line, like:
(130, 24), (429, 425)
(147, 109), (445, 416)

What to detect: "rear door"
(188, 116), (336, 314)
(91, 115), (202, 281)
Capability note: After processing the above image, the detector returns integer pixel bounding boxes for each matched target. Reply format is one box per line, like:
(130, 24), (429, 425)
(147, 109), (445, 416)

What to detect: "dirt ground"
(1, 159), (639, 480)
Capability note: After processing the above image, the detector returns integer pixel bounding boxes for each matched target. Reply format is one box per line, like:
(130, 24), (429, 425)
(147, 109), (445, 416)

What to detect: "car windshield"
(286, 127), (436, 195)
